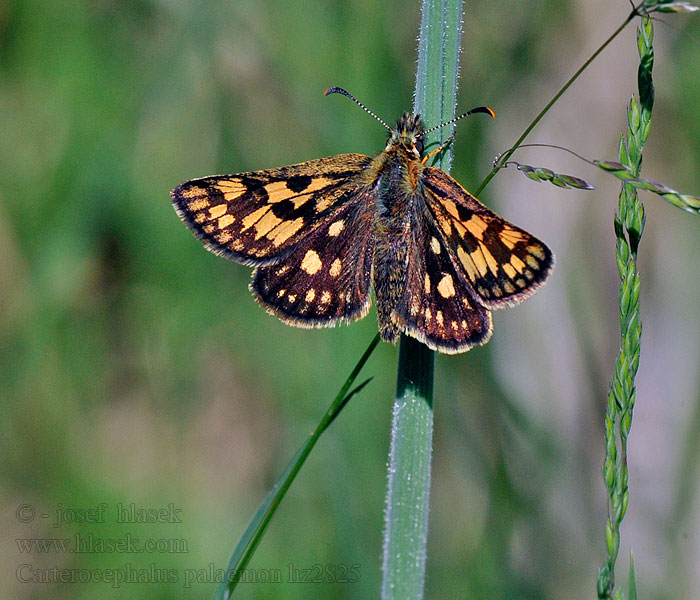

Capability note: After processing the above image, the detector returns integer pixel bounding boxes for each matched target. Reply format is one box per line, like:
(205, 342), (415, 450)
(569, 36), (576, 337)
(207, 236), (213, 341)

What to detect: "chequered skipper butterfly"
(171, 88), (553, 354)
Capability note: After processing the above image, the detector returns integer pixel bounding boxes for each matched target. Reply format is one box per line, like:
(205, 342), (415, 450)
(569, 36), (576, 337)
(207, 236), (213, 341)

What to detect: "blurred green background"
(2, 1), (699, 598)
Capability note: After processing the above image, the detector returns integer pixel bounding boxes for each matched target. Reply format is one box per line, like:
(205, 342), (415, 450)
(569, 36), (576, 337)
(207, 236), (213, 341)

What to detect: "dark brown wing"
(251, 192), (375, 327)
(392, 198), (493, 354)
(422, 167), (554, 308)
(171, 153), (372, 266)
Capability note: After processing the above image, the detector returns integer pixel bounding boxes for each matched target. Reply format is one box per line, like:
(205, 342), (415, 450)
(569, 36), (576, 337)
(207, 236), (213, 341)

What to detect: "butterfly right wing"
(171, 153), (372, 266)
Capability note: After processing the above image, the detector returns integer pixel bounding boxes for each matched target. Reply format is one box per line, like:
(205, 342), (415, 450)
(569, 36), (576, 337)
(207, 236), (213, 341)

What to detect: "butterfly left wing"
(171, 153), (372, 266)
(421, 167), (554, 308)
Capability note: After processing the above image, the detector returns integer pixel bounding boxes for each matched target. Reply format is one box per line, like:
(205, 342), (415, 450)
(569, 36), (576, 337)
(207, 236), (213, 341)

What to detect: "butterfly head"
(387, 112), (424, 158)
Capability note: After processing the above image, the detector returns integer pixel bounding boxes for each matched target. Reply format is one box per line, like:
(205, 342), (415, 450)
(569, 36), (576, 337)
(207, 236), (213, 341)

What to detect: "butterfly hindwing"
(392, 198), (493, 354)
(422, 167), (553, 308)
(171, 153), (372, 266)
(251, 193), (375, 326)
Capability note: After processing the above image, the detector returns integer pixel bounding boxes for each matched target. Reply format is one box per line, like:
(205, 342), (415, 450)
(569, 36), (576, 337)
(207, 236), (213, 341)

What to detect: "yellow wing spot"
(320, 291), (332, 304)
(503, 281), (516, 294)
(451, 320), (459, 331)
(209, 204), (228, 219)
(287, 294), (297, 303)
(424, 274), (431, 294)
(442, 199), (460, 220)
(181, 186), (206, 200)
(436, 215), (453, 236)
(218, 214), (235, 229)
(510, 255), (526, 273)
(277, 289), (286, 298)
(216, 231), (232, 244)
(525, 254), (539, 269)
(527, 244), (546, 260)
(500, 227), (527, 249)
(457, 247), (479, 282)
(202, 224), (215, 234)
(478, 285), (490, 297)
(410, 299), (420, 316)
(301, 250), (323, 275)
(492, 287), (503, 298)
(425, 307), (432, 322)
(329, 258), (342, 277)
(194, 213), (207, 224)
(478, 246), (499, 275)
(232, 239), (244, 251)
(430, 237), (441, 254)
(215, 180), (247, 197)
(305, 288), (316, 302)
(241, 205), (270, 232)
(187, 198), (209, 211)
(470, 249), (489, 277)
(253, 210), (282, 239)
(276, 265), (290, 276)
(271, 217), (305, 246)
(465, 215), (489, 238)
(524, 269), (535, 281)
(328, 220), (345, 237)
(437, 274), (456, 298)
(436, 311), (444, 326)
(515, 278), (526, 288)
(502, 263), (517, 279)
(461, 320), (468, 329)
(264, 181), (310, 209)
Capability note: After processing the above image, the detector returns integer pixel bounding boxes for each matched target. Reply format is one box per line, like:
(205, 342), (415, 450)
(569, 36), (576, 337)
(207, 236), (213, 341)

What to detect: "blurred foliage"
(1, 1), (698, 599)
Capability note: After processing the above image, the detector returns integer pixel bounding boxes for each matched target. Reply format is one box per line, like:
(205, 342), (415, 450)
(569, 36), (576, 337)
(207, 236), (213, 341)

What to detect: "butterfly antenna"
(324, 86), (392, 132)
(421, 106), (495, 136)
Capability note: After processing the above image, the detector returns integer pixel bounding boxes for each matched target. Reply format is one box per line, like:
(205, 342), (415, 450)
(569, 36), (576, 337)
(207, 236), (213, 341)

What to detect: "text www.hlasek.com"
(16, 533), (188, 554)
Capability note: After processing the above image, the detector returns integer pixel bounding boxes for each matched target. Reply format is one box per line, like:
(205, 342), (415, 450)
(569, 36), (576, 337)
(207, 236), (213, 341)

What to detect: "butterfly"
(171, 87), (553, 354)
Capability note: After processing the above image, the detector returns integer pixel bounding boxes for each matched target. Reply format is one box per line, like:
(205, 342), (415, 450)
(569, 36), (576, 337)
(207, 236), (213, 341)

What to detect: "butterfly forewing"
(171, 154), (371, 266)
(251, 194), (375, 326)
(393, 199), (493, 354)
(422, 167), (553, 308)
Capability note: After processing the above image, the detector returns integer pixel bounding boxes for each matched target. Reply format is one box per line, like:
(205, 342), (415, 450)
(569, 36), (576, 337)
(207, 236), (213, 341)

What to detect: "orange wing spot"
(527, 244), (546, 260)
(430, 236), (441, 254)
(457, 247), (479, 282)
(502, 263), (517, 279)
(194, 213), (207, 224)
(481, 246), (499, 275)
(187, 198), (209, 211)
(451, 320), (459, 331)
(510, 255), (526, 273)
(254, 210), (282, 239)
(202, 224), (215, 234)
(436, 310), (444, 327)
(437, 274), (456, 298)
(215, 180), (247, 197)
(320, 291), (332, 304)
(209, 204), (228, 219)
(216, 231), (232, 244)
(271, 217), (305, 246)
(287, 294), (297, 303)
(470, 250), (489, 277)
(182, 186), (206, 200)
(424, 307), (432, 322)
(241, 205), (270, 232)
(218, 214), (235, 229)
(329, 258), (342, 277)
(277, 289), (286, 298)
(305, 288), (316, 302)
(465, 215), (488, 237)
(328, 220), (345, 237)
(301, 250), (322, 275)
(276, 265), (291, 276)
(424, 274), (431, 294)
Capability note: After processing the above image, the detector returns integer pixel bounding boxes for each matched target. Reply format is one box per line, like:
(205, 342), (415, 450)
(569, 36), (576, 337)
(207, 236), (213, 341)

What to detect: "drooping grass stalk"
(381, 1), (462, 598)
(475, 4), (641, 196)
(596, 17), (654, 600)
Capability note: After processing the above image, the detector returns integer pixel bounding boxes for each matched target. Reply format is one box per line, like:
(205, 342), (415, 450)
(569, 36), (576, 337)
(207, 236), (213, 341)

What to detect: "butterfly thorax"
(367, 113), (427, 343)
